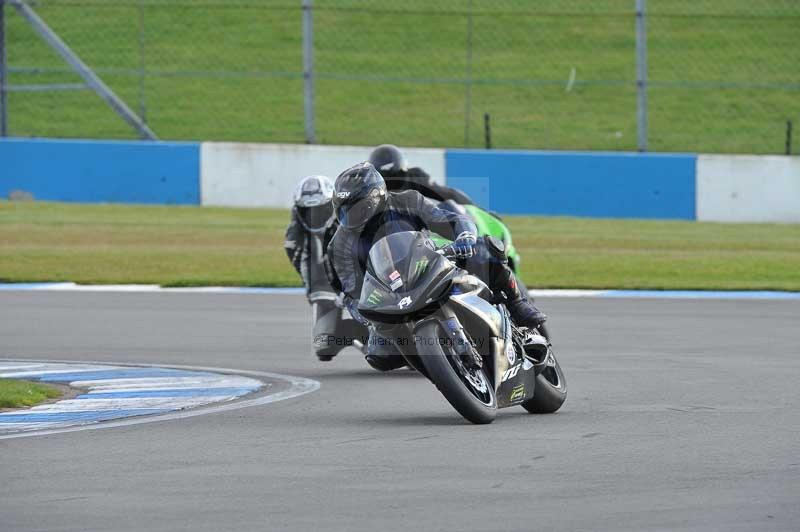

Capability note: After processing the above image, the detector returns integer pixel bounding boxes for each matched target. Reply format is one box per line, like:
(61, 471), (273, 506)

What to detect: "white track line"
(2, 283), (798, 300)
(78, 376), (259, 392)
(0, 359), (320, 440)
(0, 365), (124, 379)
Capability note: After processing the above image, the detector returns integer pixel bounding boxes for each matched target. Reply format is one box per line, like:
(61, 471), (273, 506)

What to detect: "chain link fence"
(1, 0), (797, 154)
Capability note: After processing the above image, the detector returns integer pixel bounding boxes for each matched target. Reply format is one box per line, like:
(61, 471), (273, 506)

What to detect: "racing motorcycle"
(358, 231), (567, 424)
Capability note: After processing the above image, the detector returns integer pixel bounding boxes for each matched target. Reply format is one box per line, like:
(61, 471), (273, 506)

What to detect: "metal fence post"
(635, 0), (648, 152)
(137, 0), (146, 123)
(10, 0), (156, 139)
(302, 0), (316, 144)
(0, 0), (8, 137)
(463, 0), (473, 147)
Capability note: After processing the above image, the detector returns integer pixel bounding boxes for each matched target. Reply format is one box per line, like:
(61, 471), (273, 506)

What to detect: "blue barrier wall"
(446, 150), (697, 219)
(0, 138), (200, 204)
(2, 139), (703, 219)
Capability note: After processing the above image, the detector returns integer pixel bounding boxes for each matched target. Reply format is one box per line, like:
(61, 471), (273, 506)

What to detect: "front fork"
(441, 316), (482, 369)
(407, 305), (486, 379)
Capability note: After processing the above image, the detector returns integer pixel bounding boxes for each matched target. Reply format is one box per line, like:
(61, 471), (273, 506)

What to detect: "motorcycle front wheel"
(416, 322), (497, 424)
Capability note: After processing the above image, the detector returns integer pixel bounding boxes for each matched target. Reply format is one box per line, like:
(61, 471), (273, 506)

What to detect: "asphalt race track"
(1, 291), (799, 532)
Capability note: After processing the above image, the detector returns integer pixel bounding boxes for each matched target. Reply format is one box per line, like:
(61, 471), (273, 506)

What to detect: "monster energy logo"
(414, 258), (429, 276)
(510, 384), (525, 403)
(367, 290), (382, 305)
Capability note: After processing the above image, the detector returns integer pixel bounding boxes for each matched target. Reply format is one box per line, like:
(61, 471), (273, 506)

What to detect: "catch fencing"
(1, 0), (797, 153)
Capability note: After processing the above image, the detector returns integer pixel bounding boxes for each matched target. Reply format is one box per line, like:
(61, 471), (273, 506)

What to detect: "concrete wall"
(696, 155), (800, 223)
(446, 149), (698, 219)
(201, 142), (446, 207)
(0, 138), (200, 204)
(3, 137), (799, 223)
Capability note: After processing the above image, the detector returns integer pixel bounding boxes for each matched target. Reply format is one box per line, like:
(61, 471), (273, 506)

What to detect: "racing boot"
(507, 295), (547, 330)
(485, 239), (547, 329)
(467, 236), (547, 330)
(364, 326), (408, 372)
(501, 268), (546, 329)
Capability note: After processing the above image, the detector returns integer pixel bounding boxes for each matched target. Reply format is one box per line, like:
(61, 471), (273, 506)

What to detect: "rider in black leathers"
(369, 144), (475, 206)
(326, 162), (546, 371)
(285, 175), (367, 361)
(285, 176), (338, 302)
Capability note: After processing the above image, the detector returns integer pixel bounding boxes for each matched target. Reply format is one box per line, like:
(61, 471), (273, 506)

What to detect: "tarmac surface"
(1, 291), (799, 532)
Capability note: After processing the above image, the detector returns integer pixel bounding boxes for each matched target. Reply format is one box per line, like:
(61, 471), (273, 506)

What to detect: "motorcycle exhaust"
(523, 333), (551, 375)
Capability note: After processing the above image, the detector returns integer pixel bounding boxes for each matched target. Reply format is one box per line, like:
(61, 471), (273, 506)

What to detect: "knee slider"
(482, 236), (508, 267)
(484, 235), (506, 259)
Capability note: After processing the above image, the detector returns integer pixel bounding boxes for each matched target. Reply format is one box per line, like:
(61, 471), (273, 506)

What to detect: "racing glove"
(453, 231), (477, 258)
(340, 293), (371, 326)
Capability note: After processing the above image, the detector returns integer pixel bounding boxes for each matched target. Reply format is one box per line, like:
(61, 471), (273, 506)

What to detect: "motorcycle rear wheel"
(417, 322), (497, 424)
(521, 353), (567, 414)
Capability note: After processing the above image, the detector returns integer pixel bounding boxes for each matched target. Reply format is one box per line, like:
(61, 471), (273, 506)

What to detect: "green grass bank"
(0, 379), (63, 409)
(2, 201), (798, 290)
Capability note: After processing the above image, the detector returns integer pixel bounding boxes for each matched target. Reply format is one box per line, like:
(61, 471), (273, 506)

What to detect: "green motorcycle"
(429, 201), (521, 273)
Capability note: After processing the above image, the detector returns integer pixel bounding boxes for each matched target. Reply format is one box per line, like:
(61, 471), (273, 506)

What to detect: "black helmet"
(368, 144), (408, 177)
(333, 162), (387, 230)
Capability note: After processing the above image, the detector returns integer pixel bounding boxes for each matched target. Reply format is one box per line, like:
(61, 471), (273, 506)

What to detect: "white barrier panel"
(201, 142), (446, 207)
(697, 155), (800, 223)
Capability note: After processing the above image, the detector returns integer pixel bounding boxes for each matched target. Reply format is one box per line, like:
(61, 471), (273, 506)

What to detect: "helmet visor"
(337, 190), (382, 229)
(298, 203), (333, 231)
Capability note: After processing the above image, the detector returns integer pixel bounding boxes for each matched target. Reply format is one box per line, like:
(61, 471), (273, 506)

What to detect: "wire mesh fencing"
(1, 0), (797, 154)
(646, 0), (799, 154)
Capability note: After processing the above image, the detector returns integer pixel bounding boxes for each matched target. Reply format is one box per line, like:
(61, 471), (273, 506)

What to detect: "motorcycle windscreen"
(367, 231), (441, 293)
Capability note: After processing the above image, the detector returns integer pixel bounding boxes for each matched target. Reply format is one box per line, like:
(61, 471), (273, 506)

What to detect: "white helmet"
(293, 175), (335, 232)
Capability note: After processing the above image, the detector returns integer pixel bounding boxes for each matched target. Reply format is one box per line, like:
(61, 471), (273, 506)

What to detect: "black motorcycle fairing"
(414, 278), (497, 355)
(358, 267), (456, 323)
(366, 231), (446, 292)
(358, 232), (459, 322)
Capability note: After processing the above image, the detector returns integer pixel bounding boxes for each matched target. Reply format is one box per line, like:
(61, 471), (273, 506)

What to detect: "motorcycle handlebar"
(436, 244), (458, 259)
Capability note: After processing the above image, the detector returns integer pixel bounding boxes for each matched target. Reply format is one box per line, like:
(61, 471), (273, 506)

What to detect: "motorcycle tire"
(417, 322), (497, 424)
(522, 354), (567, 414)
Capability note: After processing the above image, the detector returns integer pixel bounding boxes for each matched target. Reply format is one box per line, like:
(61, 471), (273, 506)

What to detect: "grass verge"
(0, 379), (63, 409)
(5, 1), (799, 153)
(1, 201), (799, 290)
